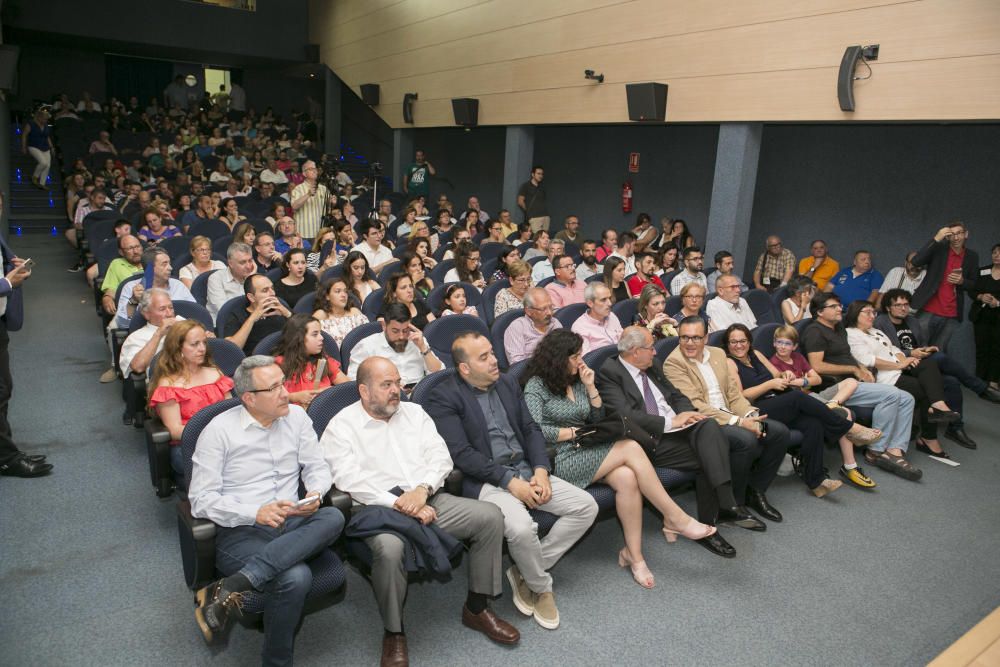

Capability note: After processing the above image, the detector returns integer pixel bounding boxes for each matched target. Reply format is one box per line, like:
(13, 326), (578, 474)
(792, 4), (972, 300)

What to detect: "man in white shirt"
(669, 246), (708, 295)
(206, 242), (257, 322)
(610, 231), (637, 275)
(116, 247), (194, 328)
(118, 288), (185, 375)
(460, 196), (491, 225)
(875, 251), (926, 311)
(712, 251), (750, 293)
(354, 220), (395, 272)
(530, 239), (564, 283)
(322, 356), (519, 665)
(189, 356), (344, 663)
(347, 303), (443, 389)
(259, 159), (289, 186)
(706, 275), (757, 332)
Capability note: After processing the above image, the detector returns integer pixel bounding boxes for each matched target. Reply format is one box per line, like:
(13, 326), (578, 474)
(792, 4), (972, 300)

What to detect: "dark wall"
(408, 127), (507, 212)
(533, 124), (719, 242)
(340, 82), (393, 174)
(12, 44), (105, 105)
(241, 66), (323, 119)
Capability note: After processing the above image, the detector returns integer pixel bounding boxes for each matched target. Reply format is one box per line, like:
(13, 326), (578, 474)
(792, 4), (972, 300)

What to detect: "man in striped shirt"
(289, 160), (329, 240)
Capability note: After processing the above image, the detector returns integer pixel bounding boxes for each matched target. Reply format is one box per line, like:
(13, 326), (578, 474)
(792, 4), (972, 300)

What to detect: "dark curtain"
(105, 55), (173, 107)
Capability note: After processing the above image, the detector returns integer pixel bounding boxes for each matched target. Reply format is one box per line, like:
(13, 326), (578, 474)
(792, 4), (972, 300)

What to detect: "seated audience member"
(909, 222), (979, 352)
(224, 274), (291, 355)
(595, 229), (617, 264)
(798, 240), (839, 291)
(117, 247), (194, 328)
(571, 283), (623, 354)
(273, 248), (317, 309)
(408, 222), (439, 258)
(321, 357), (519, 666)
(780, 275), (816, 325)
(670, 282), (711, 329)
(460, 209), (484, 238)
(401, 251), (434, 298)
(189, 356), (344, 664)
(85, 218), (132, 286)
(273, 314), (349, 408)
(753, 235), (795, 293)
(504, 287), (562, 364)
(375, 199), (397, 226)
(206, 242), (257, 322)
(768, 325), (876, 488)
(332, 219), (357, 259)
(844, 300), (959, 460)
(876, 289), (1000, 449)
(656, 245), (680, 278)
(722, 324), (881, 497)
(626, 252), (666, 296)
(631, 213), (657, 253)
(423, 333), (598, 623)
(148, 320), (233, 477)
(490, 246), (521, 283)
(312, 277), (369, 345)
(511, 223), (533, 248)
(182, 193), (217, 232)
(218, 197), (246, 232)
(343, 250), (380, 305)
(633, 284), (677, 339)
(521, 329), (715, 587)
(437, 283), (478, 318)
(496, 209), (518, 239)
(876, 251), (926, 312)
(706, 275), (757, 332)
(494, 261), (533, 319)
(274, 217), (311, 254)
(800, 292), (921, 481)
(179, 235), (226, 289)
(576, 239), (603, 281)
(435, 209), (458, 244)
(521, 230), (551, 262)
(444, 241), (486, 291)
(610, 231), (637, 275)
(826, 250), (883, 304)
(89, 130), (117, 155)
(594, 326), (741, 558)
(379, 272), (435, 330)
(137, 207), (181, 245)
(259, 158), (289, 186)
(656, 218), (695, 253)
(553, 214), (581, 245)
(545, 254), (586, 310)
(483, 218), (509, 247)
(347, 303), (442, 389)
(254, 232), (283, 274)
(970, 243), (1000, 392)
(668, 246), (708, 295)
(355, 220), (395, 272)
(664, 317), (789, 528)
(530, 238), (565, 283)
(602, 256), (630, 303)
(306, 227), (337, 274)
(99, 234), (144, 322)
(119, 288), (184, 376)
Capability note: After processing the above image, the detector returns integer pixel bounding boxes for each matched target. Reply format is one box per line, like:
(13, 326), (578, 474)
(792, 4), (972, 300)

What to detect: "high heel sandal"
(617, 548), (654, 589)
(662, 517), (717, 543)
(845, 424), (882, 447)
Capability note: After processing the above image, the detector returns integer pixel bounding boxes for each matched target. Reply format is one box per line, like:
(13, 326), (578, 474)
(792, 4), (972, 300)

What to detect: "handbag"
(573, 414), (639, 448)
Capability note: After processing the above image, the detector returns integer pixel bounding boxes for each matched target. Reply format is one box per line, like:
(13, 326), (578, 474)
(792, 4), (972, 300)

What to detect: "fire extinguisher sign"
(628, 152), (640, 173)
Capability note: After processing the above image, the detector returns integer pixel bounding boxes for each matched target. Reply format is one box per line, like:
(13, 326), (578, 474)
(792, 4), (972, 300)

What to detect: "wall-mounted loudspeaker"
(360, 84), (380, 106)
(838, 45), (863, 112)
(403, 93), (418, 124)
(625, 83), (668, 122)
(451, 98), (479, 127)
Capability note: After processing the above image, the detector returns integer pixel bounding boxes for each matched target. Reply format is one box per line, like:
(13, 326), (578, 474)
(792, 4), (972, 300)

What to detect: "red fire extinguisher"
(622, 181), (633, 214)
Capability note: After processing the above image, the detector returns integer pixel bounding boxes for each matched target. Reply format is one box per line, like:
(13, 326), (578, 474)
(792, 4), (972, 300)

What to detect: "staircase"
(8, 125), (66, 236)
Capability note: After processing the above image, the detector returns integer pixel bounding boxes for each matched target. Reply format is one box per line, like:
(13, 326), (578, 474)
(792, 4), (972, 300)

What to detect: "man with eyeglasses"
(289, 160), (329, 239)
(348, 303), (443, 390)
(354, 219), (394, 272)
(800, 292), (922, 481)
(713, 250), (749, 293)
(665, 317), (789, 531)
(753, 235), (795, 293)
(706, 275), (757, 333)
(553, 215), (581, 245)
(545, 254), (586, 309)
(909, 221), (979, 352)
(504, 287), (562, 364)
(669, 246), (708, 295)
(531, 238), (565, 283)
(189, 356), (345, 663)
(875, 251), (925, 311)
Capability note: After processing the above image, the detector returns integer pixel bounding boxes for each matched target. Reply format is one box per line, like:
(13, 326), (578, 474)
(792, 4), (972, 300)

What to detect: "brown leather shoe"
(380, 633), (408, 667)
(461, 606), (520, 645)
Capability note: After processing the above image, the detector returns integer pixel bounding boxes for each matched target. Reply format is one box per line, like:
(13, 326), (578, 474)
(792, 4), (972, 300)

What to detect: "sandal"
(846, 424), (882, 447)
(866, 448), (923, 481)
(915, 438), (951, 460)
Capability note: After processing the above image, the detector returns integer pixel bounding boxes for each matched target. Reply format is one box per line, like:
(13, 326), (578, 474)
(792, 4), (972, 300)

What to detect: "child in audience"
(438, 283), (478, 318)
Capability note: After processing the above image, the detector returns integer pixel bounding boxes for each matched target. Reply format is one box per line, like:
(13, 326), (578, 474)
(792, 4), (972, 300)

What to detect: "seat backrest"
(426, 282), (485, 321)
(212, 236), (232, 255)
(113, 273), (144, 307)
(320, 265), (344, 282)
(293, 292), (318, 314)
(188, 219), (231, 241)
(215, 295), (249, 337)
(506, 358), (531, 383)
(83, 218), (118, 246)
(707, 330), (727, 348)
(770, 285), (790, 313)
(339, 321), (383, 369)
(306, 383), (362, 438)
(265, 267), (283, 283)
(430, 259), (454, 285)
(583, 344), (618, 373)
(527, 256), (546, 267)
(95, 238), (124, 277)
(478, 242), (507, 263)
(555, 302), (588, 329)
(752, 322), (781, 359)
(410, 369), (457, 406)
(207, 338), (247, 376)
(585, 273), (604, 284)
(654, 336), (679, 363)
(744, 288), (778, 324)
(536, 276), (555, 288)
(664, 294), (683, 317)
(490, 308), (524, 370)
(793, 318), (814, 336)
(190, 269), (218, 306)
(361, 289), (386, 322)
(423, 314), (489, 359)
(611, 297), (638, 326)
(181, 398), (243, 483)
(377, 260), (402, 285)
(480, 258), (497, 282)
(253, 329), (339, 360)
(172, 301), (215, 329)
(481, 279), (510, 327)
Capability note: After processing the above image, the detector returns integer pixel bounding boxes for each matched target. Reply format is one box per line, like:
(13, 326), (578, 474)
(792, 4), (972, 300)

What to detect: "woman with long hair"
(312, 277), (369, 345)
(444, 241), (486, 291)
(179, 235), (227, 289)
(379, 272), (434, 329)
(273, 314), (349, 408)
(218, 197), (245, 231)
(307, 227), (338, 274)
(273, 248), (317, 309)
(523, 329), (716, 589)
(491, 246), (521, 283)
(602, 256), (630, 303)
(147, 320), (233, 478)
(137, 207), (181, 245)
(400, 251), (434, 298)
(633, 284), (677, 339)
(656, 245), (680, 276)
(407, 234), (438, 271)
(343, 250), (379, 305)
(780, 275), (816, 325)
(232, 221), (257, 247)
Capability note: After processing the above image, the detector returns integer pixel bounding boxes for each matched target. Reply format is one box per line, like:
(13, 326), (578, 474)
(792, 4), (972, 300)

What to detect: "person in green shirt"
(100, 234), (144, 317)
(403, 149), (435, 198)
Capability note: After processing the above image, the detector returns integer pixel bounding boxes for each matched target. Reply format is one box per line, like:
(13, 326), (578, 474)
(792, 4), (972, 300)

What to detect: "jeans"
(216, 507), (345, 666)
(842, 382), (915, 452)
(914, 311), (959, 353)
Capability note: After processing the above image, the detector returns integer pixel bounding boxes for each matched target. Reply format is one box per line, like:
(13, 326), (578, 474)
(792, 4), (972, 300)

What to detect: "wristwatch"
(417, 483), (434, 496)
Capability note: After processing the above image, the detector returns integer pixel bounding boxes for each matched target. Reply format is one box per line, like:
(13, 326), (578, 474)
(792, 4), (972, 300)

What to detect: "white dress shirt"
(693, 349), (728, 411)
(619, 358), (679, 432)
(705, 296), (758, 332)
(118, 317), (186, 375)
(531, 260), (554, 283)
(610, 251), (636, 275)
(355, 242), (393, 269)
(189, 404), (333, 527)
(347, 332), (433, 386)
(322, 401), (453, 507)
(206, 268), (244, 322)
(116, 279), (194, 328)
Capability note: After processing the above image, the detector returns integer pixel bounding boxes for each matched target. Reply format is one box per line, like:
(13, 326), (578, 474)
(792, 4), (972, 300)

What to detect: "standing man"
(825, 250), (883, 304)
(0, 205), (51, 478)
(798, 240), (839, 290)
(753, 235), (795, 292)
(289, 160), (329, 240)
(403, 149), (436, 200)
(910, 221), (979, 351)
(517, 165), (549, 233)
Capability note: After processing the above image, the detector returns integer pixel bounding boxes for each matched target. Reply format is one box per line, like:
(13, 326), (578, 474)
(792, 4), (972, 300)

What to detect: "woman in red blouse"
(273, 314), (350, 408)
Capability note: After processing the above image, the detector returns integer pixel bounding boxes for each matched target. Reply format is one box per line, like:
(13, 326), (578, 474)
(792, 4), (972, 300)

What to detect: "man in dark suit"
(0, 201), (52, 477)
(423, 333), (598, 630)
(910, 221), (979, 352)
(595, 326), (748, 558)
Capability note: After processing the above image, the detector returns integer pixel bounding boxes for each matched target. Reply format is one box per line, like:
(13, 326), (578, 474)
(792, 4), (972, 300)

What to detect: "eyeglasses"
(728, 338), (749, 346)
(819, 303), (842, 311)
(774, 339), (795, 347)
(679, 335), (705, 343)
(767, 242), (783, 249)
(527, 305), (553, 313)
(890, 302), (910, 309)
(860, 308), (876, 316)
(559, 263), (576, 270)
(512, 277), (531, 284)
(248, 379), (286, 394)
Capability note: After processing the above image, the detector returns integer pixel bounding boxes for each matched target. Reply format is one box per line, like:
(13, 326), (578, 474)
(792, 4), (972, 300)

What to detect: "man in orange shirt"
(798, 240), (839, 290)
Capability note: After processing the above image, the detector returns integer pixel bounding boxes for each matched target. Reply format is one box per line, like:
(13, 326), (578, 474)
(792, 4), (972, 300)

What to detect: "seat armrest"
(144, 417), (171, 444)
(445, 468), (463, 496)
(176, 499), (217, 590)
(324, 487), (353, 519)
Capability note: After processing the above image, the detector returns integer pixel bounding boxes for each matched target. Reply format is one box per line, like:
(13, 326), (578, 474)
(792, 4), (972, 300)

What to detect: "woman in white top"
(312, 276), (369, 345)
(844, 299), (959, 458)
(781, 275), (815, 325)
(179, 235), (226, 289)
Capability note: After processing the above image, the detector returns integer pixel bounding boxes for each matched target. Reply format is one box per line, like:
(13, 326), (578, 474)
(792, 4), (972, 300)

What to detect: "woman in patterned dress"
(312, 277), (369, 346)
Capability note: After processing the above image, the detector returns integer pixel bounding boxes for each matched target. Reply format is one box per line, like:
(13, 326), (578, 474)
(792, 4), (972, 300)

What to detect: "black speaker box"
(403, 93), (418, 124)
(451, 98), (479, 126)
(625, 82), (668, 122)
(360, 84), (380, 106)
(838, 45), (863, 112)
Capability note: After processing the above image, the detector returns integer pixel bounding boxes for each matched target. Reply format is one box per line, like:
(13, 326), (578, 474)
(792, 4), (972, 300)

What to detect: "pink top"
(274, 355), (343, 398)
(149, 374), (234, 424)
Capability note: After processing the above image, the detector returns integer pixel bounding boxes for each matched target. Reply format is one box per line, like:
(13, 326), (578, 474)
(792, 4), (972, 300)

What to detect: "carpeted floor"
(1, 235), (998, 666)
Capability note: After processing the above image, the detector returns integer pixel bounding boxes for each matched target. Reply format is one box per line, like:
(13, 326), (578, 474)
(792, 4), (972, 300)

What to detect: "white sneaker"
(776, 453), (795, 477)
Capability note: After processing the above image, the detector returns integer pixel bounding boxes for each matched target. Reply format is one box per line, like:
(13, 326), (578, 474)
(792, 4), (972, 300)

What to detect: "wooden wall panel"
(310, 0), (1000, 125)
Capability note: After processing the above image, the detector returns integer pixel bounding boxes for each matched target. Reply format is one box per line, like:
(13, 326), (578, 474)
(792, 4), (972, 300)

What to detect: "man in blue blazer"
(0, 223), (52, 477)
(423, 332), (598, 632)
